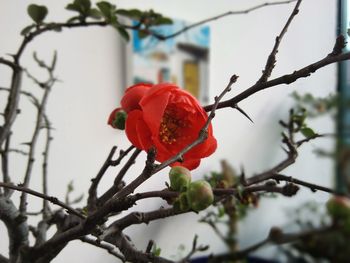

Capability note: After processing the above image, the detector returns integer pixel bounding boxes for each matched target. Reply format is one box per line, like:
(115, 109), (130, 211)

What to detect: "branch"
(0, 254), (9, 263)
(0, 182), (84, 219)
(243, 132), (297, 186)
(1, 135), (11, 197)
(79, 236), (126, 261)
(106, 231), (174, 263)
(0, 197), (29, 262)
(180, 235), (209, 262)
(204, 42), (350, 112)
(271, 174), (342, 195)
(97, 147), (141, 206)
(19, 52), (57, 215)
(150, 0), (298, 40)
(209, 226), (332, 262)
(88, 146), (118, 210)
(42, 115), (53, 220)
(257, 0), (302, 83)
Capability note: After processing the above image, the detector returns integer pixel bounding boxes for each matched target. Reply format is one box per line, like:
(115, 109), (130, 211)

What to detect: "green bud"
(169, 166), (191, 192)
(187, 180), (214, 212)
(108, 108), (127, 130)
(326, 196), (350, 219)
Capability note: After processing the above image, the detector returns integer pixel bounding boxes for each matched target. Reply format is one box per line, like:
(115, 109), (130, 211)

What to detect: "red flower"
(112, 83), (217, 170)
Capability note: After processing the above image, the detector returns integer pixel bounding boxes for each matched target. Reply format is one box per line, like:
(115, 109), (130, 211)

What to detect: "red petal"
(121, 83), (153, 113)
(125, 110), (152, 150)
(139, 86), (172, 135)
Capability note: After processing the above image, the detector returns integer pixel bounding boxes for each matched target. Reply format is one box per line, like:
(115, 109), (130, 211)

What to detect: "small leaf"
(347, 28), (350, 37)
(27, 4), (48, 24)
(97, 1), (116, 22)
(114, 25), (130, 41)
(66, 3), (81, 12)
(21, 25), (35, 36)
(88, 8), (102, 19)
(301, 127), (316, 138)
(67, 16), (80, 24)
(66, 0), (91, 16)
(154, 17), (173, 25)
(116, 9), (143, 18)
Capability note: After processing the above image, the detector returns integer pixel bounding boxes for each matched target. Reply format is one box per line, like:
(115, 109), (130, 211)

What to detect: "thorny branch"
(257, 0), (302, 83)
(203, 36), (349, 112)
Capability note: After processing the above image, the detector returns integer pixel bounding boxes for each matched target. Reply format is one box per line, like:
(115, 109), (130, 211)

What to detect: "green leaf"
(301, 127), (316, 138)
(116, 9), (143, 18)
(27, 4), (48, 24)
(114, 26), (129, 41)
(97, 1), (116, 22)
(154, 17), (173, 25)
(347, 28), (350, 37)
(67, 16), (80, 24)
(66, 3), (81, 12)
(88, 8), (102, 19)
(152, 245), (161, 256)
(21, 24), (35, 36)
(66, 0), (91, 16)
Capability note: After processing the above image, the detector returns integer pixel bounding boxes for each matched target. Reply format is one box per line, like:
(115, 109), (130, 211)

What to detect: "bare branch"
(272, 174), (342, 195)
(257, 0), (302, 83)
(42, 115), (53, 221)
(204, 47), (350, 112)
(96, 147), (140, 206)
(79, 236), (126, 261)
(0, 182), (84, 219)
(243, 133), (297, 186)
(209, 226), (332, 262)
(19, 52), (57, 215)
(150, 0), (298, 40)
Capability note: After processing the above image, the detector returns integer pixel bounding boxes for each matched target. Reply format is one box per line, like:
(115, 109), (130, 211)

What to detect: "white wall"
(0, 0), (336, 262)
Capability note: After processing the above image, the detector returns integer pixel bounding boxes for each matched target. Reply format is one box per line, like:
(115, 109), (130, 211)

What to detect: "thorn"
(233, 104), (254, 123)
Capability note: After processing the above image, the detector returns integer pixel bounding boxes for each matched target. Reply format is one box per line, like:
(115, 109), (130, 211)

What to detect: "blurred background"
(0, 0), (346, 262)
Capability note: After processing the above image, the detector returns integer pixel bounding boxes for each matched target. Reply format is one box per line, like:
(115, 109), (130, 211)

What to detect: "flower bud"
(326, 196), (350, 219)
(169, 166), (191, 192)
(108, 108), (127, 130)
(173, 192), (190, 212)
(187, 180), (214, 212)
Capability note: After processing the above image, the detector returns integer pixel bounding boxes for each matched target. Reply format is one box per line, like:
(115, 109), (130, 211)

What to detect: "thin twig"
(87, 146), (118, 210)
(204, 47), (350, 112)
(243, 133), (297, 186)
(19, 52), (57, 215)
(180, 235), (209, 262)
(0, 182), (84, 218)
(272, 174), (341, 195)
(80, 236), (126, 261)
(296, 133), (333, 147)
(42, 115), (53, 220)
(257, 0), (302, 83)
(96, 147), (140, 206)
(151, 0), (298, 40)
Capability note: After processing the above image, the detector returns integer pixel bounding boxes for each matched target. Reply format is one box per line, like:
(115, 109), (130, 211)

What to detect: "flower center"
(159, 106), (189, 145)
